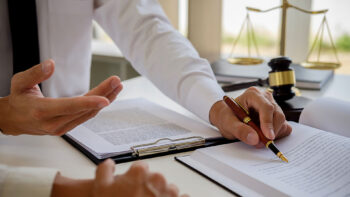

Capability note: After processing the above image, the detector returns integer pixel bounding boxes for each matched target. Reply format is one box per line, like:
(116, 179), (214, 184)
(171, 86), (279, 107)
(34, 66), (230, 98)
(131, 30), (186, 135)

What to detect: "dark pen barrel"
(268, 142), (280, 155)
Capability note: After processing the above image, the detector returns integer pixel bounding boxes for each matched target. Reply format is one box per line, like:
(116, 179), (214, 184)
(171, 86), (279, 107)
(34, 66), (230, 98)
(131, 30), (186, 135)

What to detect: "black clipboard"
(62, 134), (236, 165)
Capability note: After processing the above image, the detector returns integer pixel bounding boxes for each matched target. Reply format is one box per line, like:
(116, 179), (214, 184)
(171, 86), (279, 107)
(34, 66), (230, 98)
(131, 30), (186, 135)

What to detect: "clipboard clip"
(131, 136), (205, 157)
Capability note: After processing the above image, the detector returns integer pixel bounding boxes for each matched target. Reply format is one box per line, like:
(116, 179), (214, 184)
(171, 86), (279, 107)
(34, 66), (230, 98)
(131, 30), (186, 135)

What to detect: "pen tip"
(280, 154), (289, 163)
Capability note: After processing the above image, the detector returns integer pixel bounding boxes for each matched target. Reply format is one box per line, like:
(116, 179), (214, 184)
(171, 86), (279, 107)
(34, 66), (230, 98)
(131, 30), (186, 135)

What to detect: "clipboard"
(62, 135), (236, 164)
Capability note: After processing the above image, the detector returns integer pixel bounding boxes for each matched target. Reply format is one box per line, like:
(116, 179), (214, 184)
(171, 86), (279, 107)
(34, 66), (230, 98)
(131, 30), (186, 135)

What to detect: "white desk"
(1, 75), (350, 197)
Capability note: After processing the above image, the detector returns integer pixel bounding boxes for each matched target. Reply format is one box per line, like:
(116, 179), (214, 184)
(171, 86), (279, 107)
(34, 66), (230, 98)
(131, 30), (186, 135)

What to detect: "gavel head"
(268, 57), (296, 102)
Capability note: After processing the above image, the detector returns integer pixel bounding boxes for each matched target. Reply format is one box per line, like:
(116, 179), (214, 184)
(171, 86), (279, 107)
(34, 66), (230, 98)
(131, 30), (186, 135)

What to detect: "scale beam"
(246, 0), (329, 56)
(246, 5), (282, 13)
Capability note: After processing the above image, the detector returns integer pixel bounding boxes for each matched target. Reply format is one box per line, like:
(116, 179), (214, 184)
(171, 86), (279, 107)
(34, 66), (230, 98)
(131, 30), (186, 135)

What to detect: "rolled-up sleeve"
(0, 164), (58, 197)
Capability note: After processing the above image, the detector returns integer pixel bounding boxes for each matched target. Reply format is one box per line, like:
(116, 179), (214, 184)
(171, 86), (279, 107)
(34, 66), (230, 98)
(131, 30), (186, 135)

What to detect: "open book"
(176, 97), (350, 197)
(64, 98), (223, 162)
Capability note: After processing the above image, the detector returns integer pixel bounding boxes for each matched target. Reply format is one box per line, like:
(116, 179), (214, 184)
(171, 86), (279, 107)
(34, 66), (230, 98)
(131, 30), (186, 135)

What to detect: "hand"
(209, 87), (292, 147)
(0, 59), (123, 136)
(52, 159), (188, 197)
(92, 159), (188, 197)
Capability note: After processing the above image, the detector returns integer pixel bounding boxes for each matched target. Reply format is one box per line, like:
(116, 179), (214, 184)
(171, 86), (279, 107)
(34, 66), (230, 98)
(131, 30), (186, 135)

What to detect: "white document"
(300, 97), (350, 137)
(66, 98), (221, 159)
(177, 97), (350, 197)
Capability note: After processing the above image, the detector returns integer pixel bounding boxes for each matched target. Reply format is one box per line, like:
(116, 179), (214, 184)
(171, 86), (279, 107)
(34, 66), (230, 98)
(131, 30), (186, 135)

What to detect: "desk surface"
(1, 75), (350, 197)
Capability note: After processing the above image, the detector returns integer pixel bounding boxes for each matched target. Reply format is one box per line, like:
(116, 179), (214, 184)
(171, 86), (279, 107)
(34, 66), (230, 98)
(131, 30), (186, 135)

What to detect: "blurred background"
(91, 0), (350, 88)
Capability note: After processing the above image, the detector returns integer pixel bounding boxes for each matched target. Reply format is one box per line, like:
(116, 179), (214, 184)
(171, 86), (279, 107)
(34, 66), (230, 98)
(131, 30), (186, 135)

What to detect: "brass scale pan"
(227, 58), (340, 70)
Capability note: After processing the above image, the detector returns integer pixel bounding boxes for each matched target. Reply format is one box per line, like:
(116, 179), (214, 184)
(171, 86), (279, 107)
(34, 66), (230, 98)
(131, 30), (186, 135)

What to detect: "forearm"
(51, 173), (93, 197)
(94, 0), (224, 122)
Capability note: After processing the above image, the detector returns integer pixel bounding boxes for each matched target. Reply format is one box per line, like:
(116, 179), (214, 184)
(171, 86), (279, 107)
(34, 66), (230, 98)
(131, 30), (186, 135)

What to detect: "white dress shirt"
(0, 0), (225, 195)
(0, 0), (225, 121)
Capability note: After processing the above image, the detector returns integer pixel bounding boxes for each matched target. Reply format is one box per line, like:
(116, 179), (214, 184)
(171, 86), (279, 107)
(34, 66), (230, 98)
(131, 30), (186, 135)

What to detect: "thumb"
(95, 159), (116, 186)
(11, 59), (55, 92)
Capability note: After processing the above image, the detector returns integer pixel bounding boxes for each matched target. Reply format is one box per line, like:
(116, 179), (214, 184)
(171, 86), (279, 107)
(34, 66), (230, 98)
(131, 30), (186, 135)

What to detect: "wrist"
(51, 173), (94, 197)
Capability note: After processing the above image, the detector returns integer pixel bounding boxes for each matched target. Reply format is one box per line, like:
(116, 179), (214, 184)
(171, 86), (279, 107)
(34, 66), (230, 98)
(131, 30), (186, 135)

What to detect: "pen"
(223, 96), (288, 163)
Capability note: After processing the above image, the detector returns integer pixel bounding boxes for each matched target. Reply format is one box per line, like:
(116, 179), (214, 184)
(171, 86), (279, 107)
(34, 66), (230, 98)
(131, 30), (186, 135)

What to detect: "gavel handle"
(221, 78), (268, 92)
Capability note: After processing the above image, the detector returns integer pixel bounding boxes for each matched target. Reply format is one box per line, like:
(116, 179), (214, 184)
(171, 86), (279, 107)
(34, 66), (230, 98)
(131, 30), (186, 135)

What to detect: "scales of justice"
(227, 0), (341, 70)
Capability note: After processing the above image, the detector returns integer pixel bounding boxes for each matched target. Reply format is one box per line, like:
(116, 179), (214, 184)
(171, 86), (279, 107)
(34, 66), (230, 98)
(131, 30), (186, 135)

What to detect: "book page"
(66, 98), (221, 158)
(300, 97), (350, 138)
(179, 122), (350, 196)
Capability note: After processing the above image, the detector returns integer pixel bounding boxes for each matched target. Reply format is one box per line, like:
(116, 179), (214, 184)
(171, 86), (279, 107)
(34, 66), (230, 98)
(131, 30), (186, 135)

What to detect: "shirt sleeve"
(0, 164), (58, 197)
(93, 0), (225, 122)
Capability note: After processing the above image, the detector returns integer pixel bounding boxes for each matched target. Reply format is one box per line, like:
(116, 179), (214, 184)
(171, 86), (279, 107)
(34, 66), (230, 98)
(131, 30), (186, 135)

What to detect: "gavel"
(268, 56), (296, 102)
(222, 56), (311, 122)
(222, 56), (296, 102)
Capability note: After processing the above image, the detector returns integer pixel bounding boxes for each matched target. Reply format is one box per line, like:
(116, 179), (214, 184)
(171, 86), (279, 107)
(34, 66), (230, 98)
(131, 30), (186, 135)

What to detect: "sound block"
(277, 96), (312, 122)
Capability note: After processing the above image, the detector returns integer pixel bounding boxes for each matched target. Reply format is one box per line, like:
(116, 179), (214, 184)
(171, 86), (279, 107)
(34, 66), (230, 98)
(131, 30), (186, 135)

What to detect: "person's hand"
(92, 159), (189, 197)
(209, 87), (292, 147)
(0, 59), (123, 136)
(51, 159), (188, 197)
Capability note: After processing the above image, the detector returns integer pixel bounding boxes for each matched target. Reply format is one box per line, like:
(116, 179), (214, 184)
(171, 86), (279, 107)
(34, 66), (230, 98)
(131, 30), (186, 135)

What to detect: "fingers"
(42, 96), (114, 135)
(166, 184), (180, 197)
(53, 110), (99, 136)
(36, 76), (122, 120)
(24, 76), (123, 135)
(127, 162), (182, 197)
(262, 91), (292, 139)
(35, 96), (109, 118)
(86, 76), (122, 101)
(276, 122), (292, 139)
(106, 83), (123, 103)
(147, 171), (183, 197)
(255, 142), (265, 149)
(237, 87), (276, 140)
(213, 87), (293, 147)
(237, 87), (293, 141)
(218, 107), (259, 145)
(48, 78), (123, 133)
(19, 76), (123, 135)
(95, 159), (116, 186)
(147, 172), (167, 196)
(11, 59), (54, 93)
(24, 95), (109, 135)
(7, 65), (123, 136)
(263, 91), (284, 135)
(126, 161), (149, 181)
(115, 161), (185, 197)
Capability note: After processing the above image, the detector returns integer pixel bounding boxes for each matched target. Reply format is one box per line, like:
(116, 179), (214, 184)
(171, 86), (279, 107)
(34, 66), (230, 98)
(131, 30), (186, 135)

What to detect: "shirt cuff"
(1, 166), (58, 197)
(183, 75), (225, 123)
